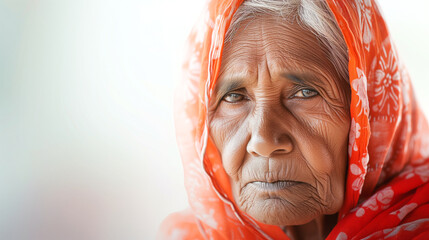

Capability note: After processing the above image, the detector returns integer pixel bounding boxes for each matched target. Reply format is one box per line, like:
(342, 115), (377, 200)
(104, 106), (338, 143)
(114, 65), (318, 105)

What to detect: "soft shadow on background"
(0, 0), (428, 239)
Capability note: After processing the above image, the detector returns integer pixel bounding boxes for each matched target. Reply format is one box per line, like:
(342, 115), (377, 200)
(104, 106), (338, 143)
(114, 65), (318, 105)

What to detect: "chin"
(244, 197), (321, 226)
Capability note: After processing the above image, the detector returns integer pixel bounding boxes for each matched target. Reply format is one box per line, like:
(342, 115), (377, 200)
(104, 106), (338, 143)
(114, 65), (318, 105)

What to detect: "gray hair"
(225, 0), (349, 83)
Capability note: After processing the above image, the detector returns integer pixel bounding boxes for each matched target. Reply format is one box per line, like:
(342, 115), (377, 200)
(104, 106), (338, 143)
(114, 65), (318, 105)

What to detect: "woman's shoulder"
(157, 208), (204, 240)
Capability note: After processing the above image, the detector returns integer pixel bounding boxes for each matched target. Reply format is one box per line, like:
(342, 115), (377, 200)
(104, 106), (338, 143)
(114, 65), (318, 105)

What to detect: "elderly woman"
(159, 0), (429, 239)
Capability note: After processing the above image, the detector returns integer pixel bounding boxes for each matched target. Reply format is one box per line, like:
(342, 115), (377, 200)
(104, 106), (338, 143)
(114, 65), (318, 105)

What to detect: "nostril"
(250, 150), (260, 157)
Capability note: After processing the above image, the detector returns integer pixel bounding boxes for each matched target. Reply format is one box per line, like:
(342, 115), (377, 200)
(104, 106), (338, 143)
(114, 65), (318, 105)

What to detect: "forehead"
(219, 16), (338, 83)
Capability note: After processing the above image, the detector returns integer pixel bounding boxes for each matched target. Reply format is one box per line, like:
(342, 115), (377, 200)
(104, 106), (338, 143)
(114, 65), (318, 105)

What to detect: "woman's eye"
(293, 89), (318, 98)
(222, 93), (245, 103)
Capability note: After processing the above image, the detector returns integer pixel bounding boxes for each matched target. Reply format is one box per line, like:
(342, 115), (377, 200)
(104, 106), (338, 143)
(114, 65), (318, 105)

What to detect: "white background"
(0, 0), (428, 239)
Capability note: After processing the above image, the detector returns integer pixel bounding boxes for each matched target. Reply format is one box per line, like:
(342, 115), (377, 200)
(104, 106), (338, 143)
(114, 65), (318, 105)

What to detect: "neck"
(282, 214), (337, 240)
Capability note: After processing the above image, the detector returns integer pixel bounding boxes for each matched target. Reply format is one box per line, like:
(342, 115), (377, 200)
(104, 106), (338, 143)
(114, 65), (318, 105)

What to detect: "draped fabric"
(158, 0), (429, 239)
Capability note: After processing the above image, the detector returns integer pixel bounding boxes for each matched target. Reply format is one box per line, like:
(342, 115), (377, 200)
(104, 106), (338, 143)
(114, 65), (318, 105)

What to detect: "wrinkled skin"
(209, 16), (351, 235)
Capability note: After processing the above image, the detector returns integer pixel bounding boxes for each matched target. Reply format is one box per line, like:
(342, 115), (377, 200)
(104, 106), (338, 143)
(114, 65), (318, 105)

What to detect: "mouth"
(249, 180), (302, 191)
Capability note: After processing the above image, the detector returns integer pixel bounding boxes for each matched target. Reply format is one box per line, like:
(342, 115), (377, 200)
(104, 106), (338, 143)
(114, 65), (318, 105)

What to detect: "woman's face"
(209, 17), (351, 226)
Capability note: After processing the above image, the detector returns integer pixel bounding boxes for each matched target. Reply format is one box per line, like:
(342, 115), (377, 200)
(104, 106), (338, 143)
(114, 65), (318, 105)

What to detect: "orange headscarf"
(159, 0), (429, 239)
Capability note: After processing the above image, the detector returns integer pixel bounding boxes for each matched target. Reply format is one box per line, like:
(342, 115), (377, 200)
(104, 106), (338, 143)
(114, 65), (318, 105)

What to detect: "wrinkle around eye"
(216, 95), (251, 117)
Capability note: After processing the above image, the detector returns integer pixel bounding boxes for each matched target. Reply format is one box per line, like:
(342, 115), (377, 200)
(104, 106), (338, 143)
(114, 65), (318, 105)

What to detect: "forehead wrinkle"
(257, 19), (335, 81)
(269, 35), (327, 69)
(220, 36), (258, 78)
(219, 51), (257, 77)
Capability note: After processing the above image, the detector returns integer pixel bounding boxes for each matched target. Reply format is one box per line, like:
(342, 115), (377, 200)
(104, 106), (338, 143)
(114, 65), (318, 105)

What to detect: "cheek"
(209, 108), (249, 179)
(288, 99), (350, 202)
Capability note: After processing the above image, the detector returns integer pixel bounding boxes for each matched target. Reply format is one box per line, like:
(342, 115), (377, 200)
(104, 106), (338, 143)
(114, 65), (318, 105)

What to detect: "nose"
(246, 106), (294, 158)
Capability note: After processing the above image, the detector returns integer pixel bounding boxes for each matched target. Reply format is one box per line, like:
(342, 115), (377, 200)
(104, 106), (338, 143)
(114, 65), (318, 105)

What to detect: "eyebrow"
(282, 73), (315, 85)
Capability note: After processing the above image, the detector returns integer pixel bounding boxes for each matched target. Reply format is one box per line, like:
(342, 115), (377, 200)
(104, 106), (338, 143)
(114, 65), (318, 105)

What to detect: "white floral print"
(371, 42), (400, 115)
(352, 68), (370, 117)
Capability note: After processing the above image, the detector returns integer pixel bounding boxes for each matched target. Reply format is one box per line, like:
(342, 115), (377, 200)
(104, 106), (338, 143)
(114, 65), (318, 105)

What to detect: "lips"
(249, 180), (301, 191)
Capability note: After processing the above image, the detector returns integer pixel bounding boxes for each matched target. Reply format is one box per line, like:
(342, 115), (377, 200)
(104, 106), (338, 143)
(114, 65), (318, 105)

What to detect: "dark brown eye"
(223, 93), (245, 103)
(293, 89), (318, 98)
